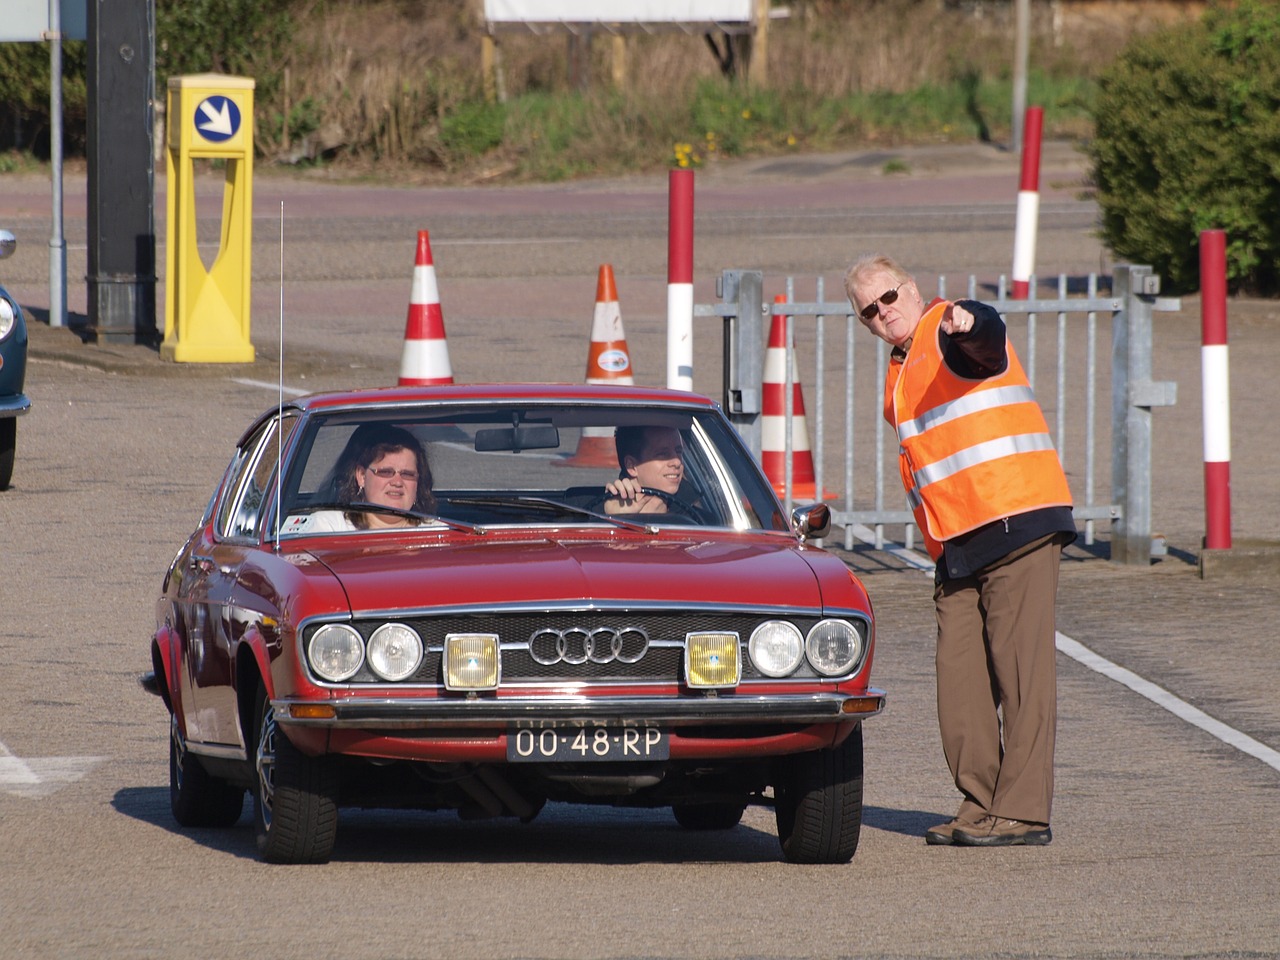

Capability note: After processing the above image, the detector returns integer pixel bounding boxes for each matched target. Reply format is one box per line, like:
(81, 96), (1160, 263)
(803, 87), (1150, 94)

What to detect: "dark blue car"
(0, 229), (29, 489)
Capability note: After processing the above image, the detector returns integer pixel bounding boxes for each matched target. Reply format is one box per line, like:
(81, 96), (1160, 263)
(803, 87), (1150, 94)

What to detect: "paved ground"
(2, 143), (1279, 958)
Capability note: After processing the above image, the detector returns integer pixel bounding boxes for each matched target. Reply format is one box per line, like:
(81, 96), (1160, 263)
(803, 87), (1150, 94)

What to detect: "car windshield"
(277, 402), (788, 536)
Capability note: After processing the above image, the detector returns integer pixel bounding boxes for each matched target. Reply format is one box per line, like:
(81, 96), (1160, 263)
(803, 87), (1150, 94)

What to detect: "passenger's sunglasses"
(366, 467), (419, 481)
(859, 282), (906, 321)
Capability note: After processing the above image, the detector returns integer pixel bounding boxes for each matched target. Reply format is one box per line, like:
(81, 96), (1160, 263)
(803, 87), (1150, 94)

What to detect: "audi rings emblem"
(529, 626), (650, 665)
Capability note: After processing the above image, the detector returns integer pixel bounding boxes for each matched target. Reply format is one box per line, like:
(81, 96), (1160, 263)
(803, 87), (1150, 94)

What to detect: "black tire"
(0, 418), (15, 490)
(169, 717), (245, 828)
(774, 725), (864, 864)
(252, 686), (339, 864)
(672, 802), (746, 830)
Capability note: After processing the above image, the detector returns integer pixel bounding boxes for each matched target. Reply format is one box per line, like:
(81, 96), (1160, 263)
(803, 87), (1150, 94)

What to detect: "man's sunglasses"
(859, 282), (906, 321)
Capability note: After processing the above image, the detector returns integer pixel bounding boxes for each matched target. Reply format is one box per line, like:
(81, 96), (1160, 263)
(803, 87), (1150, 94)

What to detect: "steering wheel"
(586, 486), (698, 519)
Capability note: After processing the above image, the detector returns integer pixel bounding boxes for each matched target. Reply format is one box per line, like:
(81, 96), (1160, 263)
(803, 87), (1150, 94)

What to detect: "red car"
(145, 383), (883, 864)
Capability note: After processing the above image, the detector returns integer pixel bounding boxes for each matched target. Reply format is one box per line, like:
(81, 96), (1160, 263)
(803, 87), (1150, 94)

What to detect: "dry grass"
(264, 0), (1199, 178)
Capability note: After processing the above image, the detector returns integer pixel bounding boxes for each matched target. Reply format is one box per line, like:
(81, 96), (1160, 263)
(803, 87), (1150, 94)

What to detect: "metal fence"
(696, 265), (1179, 565)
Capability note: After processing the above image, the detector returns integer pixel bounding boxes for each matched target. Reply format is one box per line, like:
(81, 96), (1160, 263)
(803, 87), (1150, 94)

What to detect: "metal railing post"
(1111, 265), (1178, 564)
(719, 269), (764, 460)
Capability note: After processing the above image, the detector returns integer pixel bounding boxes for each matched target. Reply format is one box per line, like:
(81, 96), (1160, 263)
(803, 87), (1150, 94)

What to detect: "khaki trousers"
(933, 535), (1063, 825)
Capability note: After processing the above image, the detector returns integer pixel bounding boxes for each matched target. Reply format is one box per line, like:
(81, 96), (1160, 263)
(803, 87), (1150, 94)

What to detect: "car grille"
(329, 610), (839, 685)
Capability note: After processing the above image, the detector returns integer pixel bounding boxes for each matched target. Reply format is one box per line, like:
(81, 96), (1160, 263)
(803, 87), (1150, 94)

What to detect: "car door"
(182, 415), (290, 747)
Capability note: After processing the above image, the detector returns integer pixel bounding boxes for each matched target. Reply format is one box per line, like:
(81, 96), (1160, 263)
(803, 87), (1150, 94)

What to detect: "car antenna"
(273, 200), (285, 552)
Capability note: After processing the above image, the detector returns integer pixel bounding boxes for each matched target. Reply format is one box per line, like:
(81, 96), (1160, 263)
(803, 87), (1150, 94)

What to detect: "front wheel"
(774, 725), (864, 864)
(253, 685), (339, 864)
(0, 418), (15, 490)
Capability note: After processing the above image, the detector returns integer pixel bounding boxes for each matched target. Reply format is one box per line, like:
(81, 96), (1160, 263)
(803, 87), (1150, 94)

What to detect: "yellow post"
(162, 74), (256, 363)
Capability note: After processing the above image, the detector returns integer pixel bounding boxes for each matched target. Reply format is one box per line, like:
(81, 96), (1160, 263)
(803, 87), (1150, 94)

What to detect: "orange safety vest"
(884, 300), (1072, 560)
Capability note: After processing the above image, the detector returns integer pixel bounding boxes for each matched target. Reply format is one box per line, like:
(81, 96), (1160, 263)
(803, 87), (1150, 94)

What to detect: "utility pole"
(86, 0), (157, 344)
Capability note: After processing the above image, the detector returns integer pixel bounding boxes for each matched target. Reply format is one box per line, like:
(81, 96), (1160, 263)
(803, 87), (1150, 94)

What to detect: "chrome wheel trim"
(255, 705), (277, 829)
(170, 717), (187, 791)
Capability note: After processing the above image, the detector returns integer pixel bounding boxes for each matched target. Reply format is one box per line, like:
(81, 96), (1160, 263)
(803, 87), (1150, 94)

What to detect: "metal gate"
(697, 265), (1179, 566)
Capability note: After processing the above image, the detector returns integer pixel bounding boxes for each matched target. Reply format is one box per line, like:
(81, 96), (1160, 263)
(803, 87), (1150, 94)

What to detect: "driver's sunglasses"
(859, 282), (906, 321)
(367, 467), (419, 481)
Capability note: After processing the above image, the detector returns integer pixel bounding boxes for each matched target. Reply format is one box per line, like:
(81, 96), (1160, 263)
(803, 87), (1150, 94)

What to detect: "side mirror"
(791, 502), (830, 541)
(0, 230), (16, 261)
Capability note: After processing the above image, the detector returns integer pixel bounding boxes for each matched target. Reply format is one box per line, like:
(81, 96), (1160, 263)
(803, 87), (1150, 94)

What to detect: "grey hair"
(843, 253), (911, 305)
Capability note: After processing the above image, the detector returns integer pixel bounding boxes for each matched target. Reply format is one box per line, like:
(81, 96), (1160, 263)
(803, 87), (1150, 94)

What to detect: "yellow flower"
(786, 134), (796, 146)
(741, 109), (751, 119)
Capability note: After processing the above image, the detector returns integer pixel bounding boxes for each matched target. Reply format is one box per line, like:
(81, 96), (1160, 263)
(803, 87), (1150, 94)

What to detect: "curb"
(1199, 539), (1280, 579)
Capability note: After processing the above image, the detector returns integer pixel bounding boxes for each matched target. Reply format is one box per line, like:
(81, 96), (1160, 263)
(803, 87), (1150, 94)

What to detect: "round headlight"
(805, 619), (863, 677)
(0, 299), (15, 340)
(748, 621), (805, 678)
(308, 623), (365, 682)
(367, 622), (423, 682)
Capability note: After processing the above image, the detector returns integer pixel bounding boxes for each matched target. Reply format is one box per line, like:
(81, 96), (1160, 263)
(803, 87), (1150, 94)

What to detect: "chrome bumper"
(274, 690), (886, 729)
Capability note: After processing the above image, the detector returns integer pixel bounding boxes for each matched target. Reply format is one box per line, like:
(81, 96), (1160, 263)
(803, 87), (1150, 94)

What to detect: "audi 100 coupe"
(145, 383), (883, 864)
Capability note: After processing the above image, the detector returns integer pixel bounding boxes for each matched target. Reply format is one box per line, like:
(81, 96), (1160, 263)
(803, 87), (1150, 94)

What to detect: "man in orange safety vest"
(845, 253), (1076, 847)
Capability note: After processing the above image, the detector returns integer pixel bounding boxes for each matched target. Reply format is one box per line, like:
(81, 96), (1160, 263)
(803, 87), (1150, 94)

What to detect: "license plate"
(507, 724), (668, 762)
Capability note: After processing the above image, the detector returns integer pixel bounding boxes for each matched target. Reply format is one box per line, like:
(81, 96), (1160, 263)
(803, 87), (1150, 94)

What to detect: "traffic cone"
(762, 295), (820, 499)
(562, 265), (634, 467)
(398, 230), (454, 386)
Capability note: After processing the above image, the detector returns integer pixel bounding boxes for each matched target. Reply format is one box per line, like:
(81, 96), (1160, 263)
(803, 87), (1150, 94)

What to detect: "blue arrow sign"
(195, 95), (241, 143)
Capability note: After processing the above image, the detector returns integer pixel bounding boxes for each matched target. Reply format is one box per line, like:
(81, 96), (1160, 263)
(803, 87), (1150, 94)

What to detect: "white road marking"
(231, 377), (309, 397)
(0, 742), (39, 784)
(0, 741), (104, 798)
(848, 525), (1280, 773)
(1054, 633), (1280, 773)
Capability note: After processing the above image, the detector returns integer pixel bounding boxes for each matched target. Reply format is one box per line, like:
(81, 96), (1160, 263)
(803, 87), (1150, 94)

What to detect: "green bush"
(0, 42), (88, 155)
(1088, 1), (1280, 294)
(440, 100), (507, 162)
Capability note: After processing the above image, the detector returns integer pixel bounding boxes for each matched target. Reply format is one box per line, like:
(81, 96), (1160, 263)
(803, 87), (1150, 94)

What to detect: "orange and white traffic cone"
(762, 295), (820, 500)
(398, 230), (454, 386)
(562, 264), (634, 467)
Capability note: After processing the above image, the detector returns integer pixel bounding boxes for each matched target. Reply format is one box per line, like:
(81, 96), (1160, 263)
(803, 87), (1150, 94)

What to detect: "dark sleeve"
(940, 299), (1007, 379)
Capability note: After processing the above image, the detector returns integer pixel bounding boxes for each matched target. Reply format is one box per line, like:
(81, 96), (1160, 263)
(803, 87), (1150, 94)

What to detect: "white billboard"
(484, 0), (754, 23)
(0, 0), (86, 42)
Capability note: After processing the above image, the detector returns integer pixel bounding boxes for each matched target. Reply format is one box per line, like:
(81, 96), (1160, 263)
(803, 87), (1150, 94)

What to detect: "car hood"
(307, 533), (831, 613)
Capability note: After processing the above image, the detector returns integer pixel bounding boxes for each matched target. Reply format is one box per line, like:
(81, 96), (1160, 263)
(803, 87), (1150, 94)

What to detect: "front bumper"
(273, 690), (886, 729)
(0, 394), (30, 418)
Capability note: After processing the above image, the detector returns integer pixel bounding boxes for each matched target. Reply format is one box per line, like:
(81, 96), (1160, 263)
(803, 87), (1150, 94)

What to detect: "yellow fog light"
(444, 633), (500, 691)
(684, 632), (741, 688)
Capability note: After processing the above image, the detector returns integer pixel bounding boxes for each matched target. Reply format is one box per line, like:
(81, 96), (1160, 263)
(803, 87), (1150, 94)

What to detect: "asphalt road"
(1, 143), (1278, 959)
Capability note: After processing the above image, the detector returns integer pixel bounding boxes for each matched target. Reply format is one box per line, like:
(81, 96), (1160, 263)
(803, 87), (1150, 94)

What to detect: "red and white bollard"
(667, 169), (694, 392)
(1011, 105), (1043, 301)
(1200, 229), (1232, 549)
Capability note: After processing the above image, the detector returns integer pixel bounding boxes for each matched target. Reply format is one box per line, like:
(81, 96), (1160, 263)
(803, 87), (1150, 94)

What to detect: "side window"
(216, 415), (298, 540)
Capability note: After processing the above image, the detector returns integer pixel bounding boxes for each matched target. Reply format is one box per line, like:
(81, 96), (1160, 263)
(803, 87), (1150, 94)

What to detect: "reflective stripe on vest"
(904, 431), (1059, 510)
(897, 384), (1038, 441)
